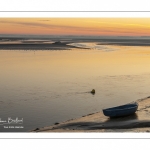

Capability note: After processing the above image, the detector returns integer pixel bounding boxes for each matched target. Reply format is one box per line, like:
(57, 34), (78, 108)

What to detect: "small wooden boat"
(103, 102), (138, 117)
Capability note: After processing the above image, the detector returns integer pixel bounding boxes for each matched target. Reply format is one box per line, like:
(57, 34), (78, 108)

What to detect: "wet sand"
(32, 96), (150, 132)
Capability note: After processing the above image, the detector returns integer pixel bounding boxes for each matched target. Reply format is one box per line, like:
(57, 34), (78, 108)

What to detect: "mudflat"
(1, 38), (150, 50)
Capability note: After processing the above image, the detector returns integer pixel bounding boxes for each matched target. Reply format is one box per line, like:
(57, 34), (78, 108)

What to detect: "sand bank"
(32, 96), (150, 132)
(2, 38), (150, 50)
(0, 42), (80, 50)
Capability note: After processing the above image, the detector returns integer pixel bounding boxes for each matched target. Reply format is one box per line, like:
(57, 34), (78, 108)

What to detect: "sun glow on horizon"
(1, 18), (150, 36)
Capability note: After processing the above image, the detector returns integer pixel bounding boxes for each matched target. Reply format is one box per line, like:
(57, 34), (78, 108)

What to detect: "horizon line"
(1, 34), (150, 37)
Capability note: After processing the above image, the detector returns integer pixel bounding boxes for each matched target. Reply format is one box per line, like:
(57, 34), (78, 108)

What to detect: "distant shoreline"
(1, 38), (150, 50)
(0, 43), (78, 50)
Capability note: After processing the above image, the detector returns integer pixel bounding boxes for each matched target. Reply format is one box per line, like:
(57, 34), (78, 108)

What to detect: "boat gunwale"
(103, 105), (138, 112)
(103, 102), (138, 112)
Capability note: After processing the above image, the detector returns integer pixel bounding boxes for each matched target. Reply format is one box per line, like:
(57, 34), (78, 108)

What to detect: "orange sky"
(1, 18), (150, 36)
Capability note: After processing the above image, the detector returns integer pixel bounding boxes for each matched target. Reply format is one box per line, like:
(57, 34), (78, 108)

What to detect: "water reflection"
(0, 45), (150, 131)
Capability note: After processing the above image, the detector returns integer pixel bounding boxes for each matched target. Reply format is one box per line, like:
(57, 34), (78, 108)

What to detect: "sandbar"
(32, 96), (150, 132)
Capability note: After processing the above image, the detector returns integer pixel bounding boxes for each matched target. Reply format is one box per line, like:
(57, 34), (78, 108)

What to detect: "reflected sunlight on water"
(1, 45), (150, 131)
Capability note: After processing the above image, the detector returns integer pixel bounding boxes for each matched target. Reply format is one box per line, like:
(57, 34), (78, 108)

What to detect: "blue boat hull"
(103, 102), (138, 117)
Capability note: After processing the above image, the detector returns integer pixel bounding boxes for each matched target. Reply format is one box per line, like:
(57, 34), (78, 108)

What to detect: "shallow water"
(1, 44), (150, 132)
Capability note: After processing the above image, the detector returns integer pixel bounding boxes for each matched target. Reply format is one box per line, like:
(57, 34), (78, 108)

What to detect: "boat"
(103, 102), (138, 117)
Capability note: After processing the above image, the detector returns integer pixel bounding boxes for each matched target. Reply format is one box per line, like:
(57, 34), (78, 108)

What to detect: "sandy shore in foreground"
(32, 96), (150, 132)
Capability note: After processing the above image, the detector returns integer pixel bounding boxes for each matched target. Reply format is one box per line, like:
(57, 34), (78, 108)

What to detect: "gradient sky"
(1, 18), (150, 36)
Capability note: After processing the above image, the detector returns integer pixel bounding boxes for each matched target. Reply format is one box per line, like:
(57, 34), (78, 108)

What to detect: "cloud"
(0, 19), (147, 35)
(0, 20), (51, 28)
(38, 19), (51, 22)
(0, 20), (100, 32)
(84, 20), (150, 28)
